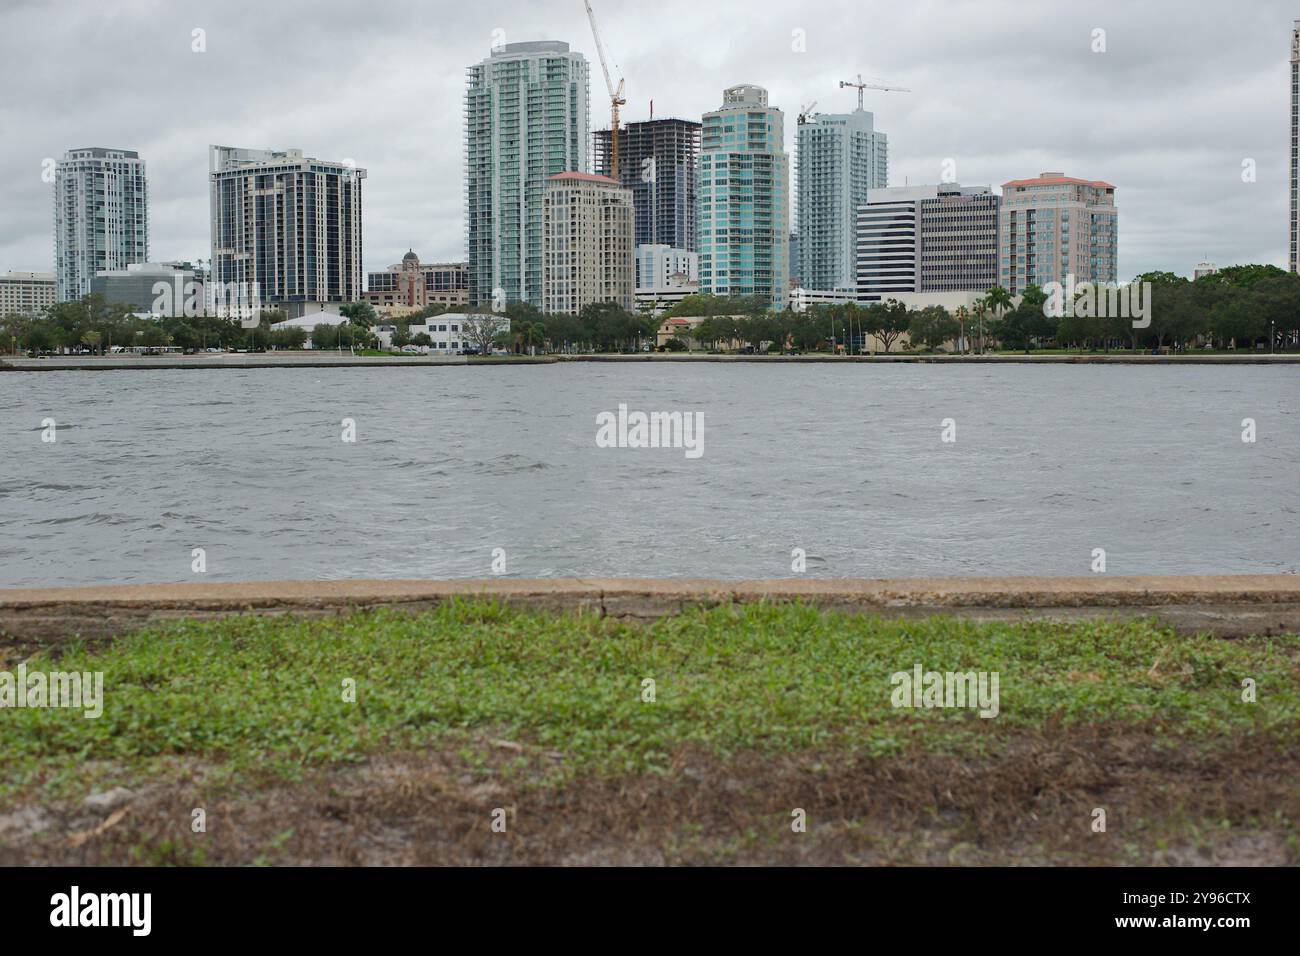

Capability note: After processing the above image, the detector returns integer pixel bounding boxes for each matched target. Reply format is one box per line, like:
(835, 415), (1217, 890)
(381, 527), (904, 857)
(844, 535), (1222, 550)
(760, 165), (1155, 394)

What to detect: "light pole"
(1271, 319), (1276, 355)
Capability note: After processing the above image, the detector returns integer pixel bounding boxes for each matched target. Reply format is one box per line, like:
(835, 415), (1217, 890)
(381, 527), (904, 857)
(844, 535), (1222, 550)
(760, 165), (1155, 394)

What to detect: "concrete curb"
(3, 353), (1300, 370)
(2, 575), (1299, 644)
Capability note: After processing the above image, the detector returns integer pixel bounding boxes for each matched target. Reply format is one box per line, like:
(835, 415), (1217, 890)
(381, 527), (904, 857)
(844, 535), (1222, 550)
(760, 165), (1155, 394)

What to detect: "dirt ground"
(3, 725), (1295, 866)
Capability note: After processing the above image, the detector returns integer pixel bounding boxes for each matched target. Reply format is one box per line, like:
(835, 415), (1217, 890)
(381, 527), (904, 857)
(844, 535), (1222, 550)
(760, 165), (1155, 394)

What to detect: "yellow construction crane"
(838, 74), (910, 110)
(584, 0), (626, 180)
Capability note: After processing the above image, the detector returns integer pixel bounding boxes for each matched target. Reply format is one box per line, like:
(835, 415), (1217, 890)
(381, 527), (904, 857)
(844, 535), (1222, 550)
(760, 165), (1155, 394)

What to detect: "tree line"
(6, 264), (1297, 356)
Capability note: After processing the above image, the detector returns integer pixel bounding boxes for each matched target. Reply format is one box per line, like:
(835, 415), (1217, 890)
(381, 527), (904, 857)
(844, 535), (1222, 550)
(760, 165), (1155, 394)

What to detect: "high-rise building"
(856, 184), (998, 300)
(796, 108), (887, 293)
(364, 252), (468, 314)
(698, 84), (790, 309)
(998, 172), (1117, 295)
(53, 147), (149, 302)
(209, 146), (365, 315)
(1291, 21), (1299, 272)
(1194, 260), (1219, 280)
(0, 271), (56, 317)
(594, 118), (701, 252)
(465, 40), (590, 308)
(542, 172), (634, 314)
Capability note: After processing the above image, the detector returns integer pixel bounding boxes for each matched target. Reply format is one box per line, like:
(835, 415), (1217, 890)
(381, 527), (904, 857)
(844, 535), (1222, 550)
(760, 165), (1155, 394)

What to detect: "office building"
(796, 108), (887, 293)
(856, 184), (998, 300)
(90, 261), (205, 316)
(594, 118), (701, 251)
(465, 40), (590, 308)
(998, 172), (1117, 295)
(0, 271), (56, 316)
(53, 147), (149, 301)
(698, 84), (790, 309)
(209, 145), (365, 316)
(542, 171), (634, 314)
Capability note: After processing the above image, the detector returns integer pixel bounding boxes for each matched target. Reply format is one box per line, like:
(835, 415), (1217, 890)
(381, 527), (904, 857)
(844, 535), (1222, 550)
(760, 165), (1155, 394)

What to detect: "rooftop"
(548, 171), (623, 186)
(1003, 171), (1115, 189)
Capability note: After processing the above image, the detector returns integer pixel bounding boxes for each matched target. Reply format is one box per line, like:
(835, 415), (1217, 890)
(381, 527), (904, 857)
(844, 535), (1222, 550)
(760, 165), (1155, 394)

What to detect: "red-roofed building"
(998, 172), (1117, 294)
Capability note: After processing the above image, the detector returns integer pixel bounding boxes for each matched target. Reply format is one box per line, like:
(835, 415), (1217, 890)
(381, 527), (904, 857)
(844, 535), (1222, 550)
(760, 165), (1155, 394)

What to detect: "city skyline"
(0, 0), (1292, 279)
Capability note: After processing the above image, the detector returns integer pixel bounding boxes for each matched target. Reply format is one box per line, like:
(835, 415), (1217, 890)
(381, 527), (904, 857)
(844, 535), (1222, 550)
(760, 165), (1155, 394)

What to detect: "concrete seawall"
(3, 353), (1299, 370)
(2, 575), (1298, 645)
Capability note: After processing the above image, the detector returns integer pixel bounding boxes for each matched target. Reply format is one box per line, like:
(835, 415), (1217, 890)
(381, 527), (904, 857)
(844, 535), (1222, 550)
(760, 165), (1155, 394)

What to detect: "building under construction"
(594, 118), (701, 252)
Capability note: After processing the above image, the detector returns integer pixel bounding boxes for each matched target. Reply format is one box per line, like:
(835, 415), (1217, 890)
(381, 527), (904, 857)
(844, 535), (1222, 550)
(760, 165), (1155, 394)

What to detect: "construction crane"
(584, 0), (626, 180)
(838, 74), (910, 110)
(797, 100), (818, 125)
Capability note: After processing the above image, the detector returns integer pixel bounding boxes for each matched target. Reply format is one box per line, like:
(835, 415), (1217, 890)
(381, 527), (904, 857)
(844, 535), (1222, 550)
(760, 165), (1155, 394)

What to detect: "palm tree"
(953, 306), (969, 354)
(971, 298), (988, 355)
(984, 287), (1013, 353)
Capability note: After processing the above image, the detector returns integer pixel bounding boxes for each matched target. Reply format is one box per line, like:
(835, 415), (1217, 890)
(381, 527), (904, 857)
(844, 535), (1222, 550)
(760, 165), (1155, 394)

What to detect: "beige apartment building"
(0, 271), (56, 316)
(542, 172), (634, 314)
(998, 172), (1117, 296)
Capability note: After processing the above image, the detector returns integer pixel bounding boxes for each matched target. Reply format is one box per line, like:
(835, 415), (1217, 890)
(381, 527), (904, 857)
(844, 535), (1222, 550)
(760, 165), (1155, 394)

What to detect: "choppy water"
(0, 364), (1296, 586)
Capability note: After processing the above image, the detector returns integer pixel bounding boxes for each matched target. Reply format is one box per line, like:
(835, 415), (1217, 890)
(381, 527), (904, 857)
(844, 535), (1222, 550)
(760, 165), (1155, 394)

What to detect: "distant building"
(209, 145), (365, 317)
(788, 233), (800, 286)
(403, 313), (506, 354)
(1291, 21), (1300, 272)
(364, 252), (468, 314)
(698, 85), (790, 308)
(90, 261), (205, 316)
(0, 271), (56, 317)
(634, 238), (700, 315)
(54, 147), (149, 301)
(465, 40), (590, 308)
(998, 171), (1116, 295)
(1194, 260), (1219, 280)
(594, 118), (701, 252)
(855, 183), (998, 301)
(542, 172), (635, 314)
(797, 108), (888, 294)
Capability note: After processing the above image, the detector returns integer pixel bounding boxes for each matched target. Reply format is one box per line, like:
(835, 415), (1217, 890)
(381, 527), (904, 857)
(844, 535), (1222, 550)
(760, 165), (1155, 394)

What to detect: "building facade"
(998, 172), (1117, 295)
(698, 84), (790, 309)
(90, 261), (205, 315)
(542, 172), (634, 314)
(465, 40), (590, 308)
(1292, 21), (1299, 272)
(53, 147), (149, 302)
(364, 252), (468, 314)
(209, 146), (365, 315)
(594, 118), (701, 252)
(0, 271), (56, 316)
(856, 184), (999, 300)
(796, 108), (887, 293)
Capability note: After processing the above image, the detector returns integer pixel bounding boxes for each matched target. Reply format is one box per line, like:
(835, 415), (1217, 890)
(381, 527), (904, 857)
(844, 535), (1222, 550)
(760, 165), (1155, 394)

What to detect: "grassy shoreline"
(2, 602), (1296, 864)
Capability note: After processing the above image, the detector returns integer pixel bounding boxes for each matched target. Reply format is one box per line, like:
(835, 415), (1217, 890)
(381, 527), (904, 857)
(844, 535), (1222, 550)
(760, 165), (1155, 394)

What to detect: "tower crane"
(583, 0), (626, 180)
(797, 101), (818, 125)
(838, 74), (910, 110)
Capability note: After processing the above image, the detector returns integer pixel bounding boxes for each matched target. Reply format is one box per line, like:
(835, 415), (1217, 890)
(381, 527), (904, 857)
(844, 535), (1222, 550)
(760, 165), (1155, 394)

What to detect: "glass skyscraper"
(698, 85), (789, 309)
(53, 147), (149, 302)
(796, 109), (887, 294)
(465, 40), (589, 308)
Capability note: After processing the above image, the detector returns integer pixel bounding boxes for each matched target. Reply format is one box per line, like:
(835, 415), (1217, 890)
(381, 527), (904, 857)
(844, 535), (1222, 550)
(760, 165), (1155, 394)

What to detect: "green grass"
(2, 602), (1296, 798)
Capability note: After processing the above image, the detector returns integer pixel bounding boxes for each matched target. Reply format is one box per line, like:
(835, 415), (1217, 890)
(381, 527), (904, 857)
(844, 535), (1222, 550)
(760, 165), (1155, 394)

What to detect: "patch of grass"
(1, 602), (1296, 799)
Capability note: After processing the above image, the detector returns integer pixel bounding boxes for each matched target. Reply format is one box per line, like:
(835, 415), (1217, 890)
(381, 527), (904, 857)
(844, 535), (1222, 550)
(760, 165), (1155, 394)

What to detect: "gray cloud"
(0, 0), (1292, 279)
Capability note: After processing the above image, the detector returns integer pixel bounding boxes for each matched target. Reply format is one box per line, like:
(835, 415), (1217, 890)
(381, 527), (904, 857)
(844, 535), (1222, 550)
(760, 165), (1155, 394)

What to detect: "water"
(1, 363), (1296, 587)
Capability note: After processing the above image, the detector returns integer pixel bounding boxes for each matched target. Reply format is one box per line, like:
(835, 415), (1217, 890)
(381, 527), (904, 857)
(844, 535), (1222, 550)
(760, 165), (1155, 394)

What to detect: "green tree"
(907, 305), (959, 351)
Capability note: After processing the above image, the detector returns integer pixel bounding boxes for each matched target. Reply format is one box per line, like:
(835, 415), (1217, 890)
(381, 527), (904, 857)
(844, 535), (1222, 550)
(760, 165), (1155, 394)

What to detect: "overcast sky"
(0, 0), (1292, 279)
